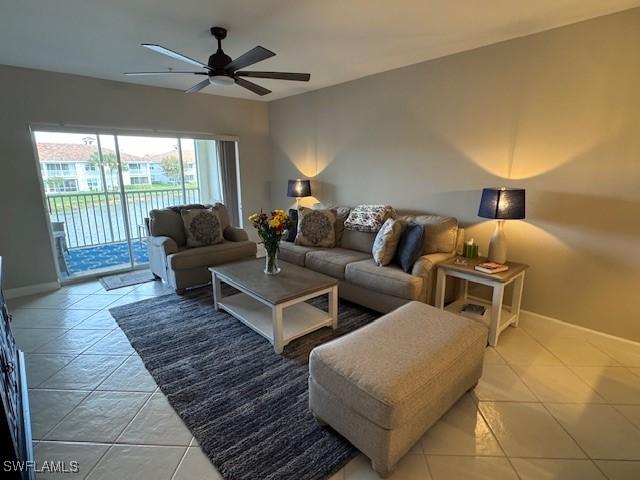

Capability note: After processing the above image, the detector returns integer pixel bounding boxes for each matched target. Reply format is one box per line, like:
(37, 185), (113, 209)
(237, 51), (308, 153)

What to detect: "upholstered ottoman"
(309, 301), (488, 477)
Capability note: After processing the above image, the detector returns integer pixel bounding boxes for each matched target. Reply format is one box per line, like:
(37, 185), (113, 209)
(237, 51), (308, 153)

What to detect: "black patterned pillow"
(295, 207), (336, 247)
(180, 208), (223, 247)
(344, 204), (394, 233)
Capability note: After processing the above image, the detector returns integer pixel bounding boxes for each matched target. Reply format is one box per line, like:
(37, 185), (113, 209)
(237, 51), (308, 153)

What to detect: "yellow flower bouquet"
(248, 210), (292, 275)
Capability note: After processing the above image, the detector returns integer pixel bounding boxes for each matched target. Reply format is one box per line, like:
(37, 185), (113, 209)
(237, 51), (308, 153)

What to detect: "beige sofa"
(279, 208), (463, 312)
(148, 203), (257, 293)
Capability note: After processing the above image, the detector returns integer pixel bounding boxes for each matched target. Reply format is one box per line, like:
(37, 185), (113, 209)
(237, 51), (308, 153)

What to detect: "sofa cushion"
(305, 248), (371, 279)
(278, 241), (319, 267)
(309, 301), (488, 429)
(344, 205), (394, 233)
(181, 208), (224, 247)
(340, 229), (377, 254)
(372, 218), (404, 266)
(411, 215), (458, 254)
(295, 207), (336, 247)
(149, 208), (187, 247)
(345, 259), (423, 300)
(211, 203), (231, 231)
(167, 240), (256, 270)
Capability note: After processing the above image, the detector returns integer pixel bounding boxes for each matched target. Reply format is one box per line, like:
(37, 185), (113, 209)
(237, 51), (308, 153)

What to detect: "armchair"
(147, 203), (257, 293)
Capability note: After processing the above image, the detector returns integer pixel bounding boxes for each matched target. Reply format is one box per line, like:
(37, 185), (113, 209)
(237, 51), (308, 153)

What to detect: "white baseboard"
(465, 293), (639, 347)
(5, 281), (60, 299)
(521, 308), (640, 348)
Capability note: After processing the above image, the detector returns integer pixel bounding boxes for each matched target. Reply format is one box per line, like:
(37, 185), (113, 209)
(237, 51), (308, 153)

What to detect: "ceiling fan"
(125, 26), (310, 96)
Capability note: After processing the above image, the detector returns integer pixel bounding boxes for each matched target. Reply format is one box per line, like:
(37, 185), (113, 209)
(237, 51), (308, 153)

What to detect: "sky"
(34, 131), (194, 156)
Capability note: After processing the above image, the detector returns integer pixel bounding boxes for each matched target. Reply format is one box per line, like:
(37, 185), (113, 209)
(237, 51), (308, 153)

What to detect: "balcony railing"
(46, 187), (200, 249)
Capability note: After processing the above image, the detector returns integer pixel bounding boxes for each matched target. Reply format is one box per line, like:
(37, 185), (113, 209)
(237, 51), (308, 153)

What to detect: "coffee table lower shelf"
(217, 292), (336, 353)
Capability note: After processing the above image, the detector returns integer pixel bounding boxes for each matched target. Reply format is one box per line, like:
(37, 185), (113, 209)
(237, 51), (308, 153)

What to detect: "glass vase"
(264, 249), (281, 275)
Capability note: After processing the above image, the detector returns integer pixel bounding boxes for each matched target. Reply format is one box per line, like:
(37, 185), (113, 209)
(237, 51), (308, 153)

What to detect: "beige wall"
(0, 65), (270, 290)
(269, 9), (640, 341)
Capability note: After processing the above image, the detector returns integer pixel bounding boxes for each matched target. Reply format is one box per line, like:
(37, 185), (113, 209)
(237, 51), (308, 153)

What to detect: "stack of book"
(475, 262), (509, 274)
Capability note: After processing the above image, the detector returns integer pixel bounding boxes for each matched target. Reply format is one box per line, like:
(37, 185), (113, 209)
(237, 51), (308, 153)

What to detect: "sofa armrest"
(149, 235), (179, 255)
(223, 226), (249, 242)
(412, 251), (457, 305)
(411, 252), (455, 278)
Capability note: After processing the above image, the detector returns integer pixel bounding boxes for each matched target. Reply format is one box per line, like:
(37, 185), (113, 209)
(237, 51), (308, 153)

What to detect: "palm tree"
(88, 152), (126, 190)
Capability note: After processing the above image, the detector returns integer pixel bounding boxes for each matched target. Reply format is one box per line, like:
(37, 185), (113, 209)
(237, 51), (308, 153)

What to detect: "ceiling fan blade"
(124, 71), (208, 76)
(225, 46), (275, 71)
(236, 71), (310, 81)
(235, 77), (271, 96)
(185, 79), (211, 93)
(142, 44), (211, 70)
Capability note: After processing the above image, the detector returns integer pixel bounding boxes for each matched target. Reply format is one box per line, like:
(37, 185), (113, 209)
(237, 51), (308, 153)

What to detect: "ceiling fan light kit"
(209, 75), (235, 86)
(125, 26), (310, 96)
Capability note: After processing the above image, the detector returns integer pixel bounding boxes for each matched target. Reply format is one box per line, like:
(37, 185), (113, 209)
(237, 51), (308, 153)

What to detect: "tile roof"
(35, 143), (194, 163)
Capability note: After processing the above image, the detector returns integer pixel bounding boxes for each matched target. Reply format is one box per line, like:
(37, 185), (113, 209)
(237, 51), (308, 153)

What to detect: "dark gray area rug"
(109, 286), (379, 480)
(99, 269), (155, 290)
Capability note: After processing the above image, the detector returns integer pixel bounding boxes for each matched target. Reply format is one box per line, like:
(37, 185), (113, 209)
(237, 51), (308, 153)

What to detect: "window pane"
(180, 138), (200, 204)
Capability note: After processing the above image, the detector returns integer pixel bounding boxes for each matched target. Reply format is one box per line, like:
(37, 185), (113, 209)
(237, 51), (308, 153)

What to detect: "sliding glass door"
(33, 130), (231, 280)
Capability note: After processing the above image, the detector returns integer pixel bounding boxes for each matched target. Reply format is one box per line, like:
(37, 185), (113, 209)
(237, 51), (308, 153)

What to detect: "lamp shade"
(287, 179), (311, 198)
(478, 188), (525, 219)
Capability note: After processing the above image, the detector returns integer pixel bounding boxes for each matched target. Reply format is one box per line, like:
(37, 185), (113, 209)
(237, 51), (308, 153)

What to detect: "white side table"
(435, 257), (528, 346)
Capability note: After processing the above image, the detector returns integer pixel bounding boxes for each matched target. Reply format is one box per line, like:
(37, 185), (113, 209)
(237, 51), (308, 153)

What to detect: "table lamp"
(478, 187), (525, 264)
(287, 179), (312, 208)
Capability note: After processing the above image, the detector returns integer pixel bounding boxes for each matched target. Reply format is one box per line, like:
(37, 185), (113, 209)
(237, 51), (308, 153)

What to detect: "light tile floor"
(9, 281), (640, 480)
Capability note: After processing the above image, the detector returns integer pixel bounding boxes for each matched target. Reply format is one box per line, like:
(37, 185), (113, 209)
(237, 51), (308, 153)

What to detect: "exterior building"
(37, 141), (196, 193)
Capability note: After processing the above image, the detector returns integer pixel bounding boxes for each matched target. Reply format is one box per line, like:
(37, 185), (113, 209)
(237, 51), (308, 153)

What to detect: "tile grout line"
(32, 389), (93, 442)
(28, 351), (84, 388)
(169, 445), (192, 480)
(474, 397), (524, 480)
(35, 354), (130, 439)
(112, 391), (157, 444)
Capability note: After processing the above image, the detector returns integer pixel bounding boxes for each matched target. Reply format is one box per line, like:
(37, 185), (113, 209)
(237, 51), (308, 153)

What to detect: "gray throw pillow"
(181, 208), (223, 247)
(372, 218), (404, 266)
(295, 207), (336, 247)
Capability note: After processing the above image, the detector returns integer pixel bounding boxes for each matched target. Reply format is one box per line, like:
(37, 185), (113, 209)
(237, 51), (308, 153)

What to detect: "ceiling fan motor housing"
(209, 26), (234, 74)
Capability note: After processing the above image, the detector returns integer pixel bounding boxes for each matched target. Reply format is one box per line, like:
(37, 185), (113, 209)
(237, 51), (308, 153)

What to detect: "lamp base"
(488, 220), (507, 264)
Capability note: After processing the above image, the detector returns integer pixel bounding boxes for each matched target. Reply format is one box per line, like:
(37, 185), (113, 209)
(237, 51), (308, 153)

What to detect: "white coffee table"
(209, 259), (338, 353)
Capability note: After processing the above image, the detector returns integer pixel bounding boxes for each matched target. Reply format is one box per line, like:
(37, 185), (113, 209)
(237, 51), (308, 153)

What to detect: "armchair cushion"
(223, 226), (249, 242)
(149, 209), (187, 246)
(167, 241), (257, 270)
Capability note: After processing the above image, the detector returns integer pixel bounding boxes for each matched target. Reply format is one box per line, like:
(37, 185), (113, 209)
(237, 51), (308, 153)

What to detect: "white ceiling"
(2, 0), (639, 101)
